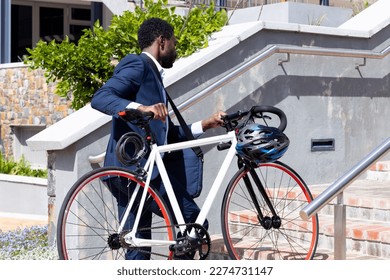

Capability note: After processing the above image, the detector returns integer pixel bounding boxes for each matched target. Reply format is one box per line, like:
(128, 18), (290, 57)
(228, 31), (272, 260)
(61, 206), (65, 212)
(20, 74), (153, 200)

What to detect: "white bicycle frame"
(120, 130), (238, 247)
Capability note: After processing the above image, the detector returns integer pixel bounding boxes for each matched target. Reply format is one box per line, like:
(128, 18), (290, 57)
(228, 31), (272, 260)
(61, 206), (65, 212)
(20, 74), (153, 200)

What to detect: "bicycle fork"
(242, 166), (282, 230)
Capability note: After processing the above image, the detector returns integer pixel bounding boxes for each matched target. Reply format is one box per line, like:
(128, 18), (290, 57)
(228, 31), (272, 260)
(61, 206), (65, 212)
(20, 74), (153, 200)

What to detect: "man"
(91, 18), (224, 259)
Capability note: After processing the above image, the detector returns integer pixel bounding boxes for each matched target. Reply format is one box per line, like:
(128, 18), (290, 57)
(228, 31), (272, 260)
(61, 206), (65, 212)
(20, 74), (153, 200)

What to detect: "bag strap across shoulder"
(140, 54), (203, 159)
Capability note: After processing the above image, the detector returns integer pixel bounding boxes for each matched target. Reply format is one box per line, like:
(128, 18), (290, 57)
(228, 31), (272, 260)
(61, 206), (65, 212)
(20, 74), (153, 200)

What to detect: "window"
(10, 1), (91, 62)
(40, 7), (64, 43)
(69, 7), (91, 43)
(11, 4), (32, 62)
(71, 7), (91, 21)
(69, 24), (88, 43)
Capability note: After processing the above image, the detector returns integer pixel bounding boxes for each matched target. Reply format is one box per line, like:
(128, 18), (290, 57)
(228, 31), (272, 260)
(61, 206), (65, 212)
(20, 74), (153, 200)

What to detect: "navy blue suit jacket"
(91, 54), (203, 197)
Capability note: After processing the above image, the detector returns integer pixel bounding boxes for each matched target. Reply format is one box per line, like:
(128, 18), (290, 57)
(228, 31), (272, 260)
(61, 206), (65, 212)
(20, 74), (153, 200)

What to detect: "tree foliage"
(24, 0), (227, 110)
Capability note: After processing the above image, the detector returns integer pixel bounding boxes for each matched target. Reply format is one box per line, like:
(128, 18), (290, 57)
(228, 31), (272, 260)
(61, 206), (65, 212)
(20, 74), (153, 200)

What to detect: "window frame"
(11, 0), (91, 61)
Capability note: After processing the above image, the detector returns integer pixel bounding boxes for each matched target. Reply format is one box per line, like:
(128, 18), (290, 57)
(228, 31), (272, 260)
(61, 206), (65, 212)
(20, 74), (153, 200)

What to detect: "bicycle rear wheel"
(57, 167), (175, 260)
(221, 161), (319, 260)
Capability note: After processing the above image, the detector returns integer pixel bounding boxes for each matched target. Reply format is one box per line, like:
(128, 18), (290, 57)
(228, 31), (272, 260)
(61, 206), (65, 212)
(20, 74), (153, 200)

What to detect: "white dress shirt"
(126, 52), (204, 136)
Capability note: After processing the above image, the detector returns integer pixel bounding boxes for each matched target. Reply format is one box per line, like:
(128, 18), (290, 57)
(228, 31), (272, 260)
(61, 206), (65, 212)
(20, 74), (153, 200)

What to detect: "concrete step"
(209, 166), (390, 260)
(367, 161), (390, 181)
(209, 234), (387, 260)
(313, 166), (390, 259)
(317, 214), (390, 259)
(309, 179), (390, 222)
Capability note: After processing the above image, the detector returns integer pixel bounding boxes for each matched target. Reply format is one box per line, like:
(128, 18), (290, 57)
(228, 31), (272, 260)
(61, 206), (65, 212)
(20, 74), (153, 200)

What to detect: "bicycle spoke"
(222, 162), (319, 260)
(90, 180), (121, 230)
(58, 167), (175, 260)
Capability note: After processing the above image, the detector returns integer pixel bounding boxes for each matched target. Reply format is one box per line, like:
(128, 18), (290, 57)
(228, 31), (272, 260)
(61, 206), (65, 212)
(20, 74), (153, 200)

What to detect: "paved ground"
(0, 213), (47, 232)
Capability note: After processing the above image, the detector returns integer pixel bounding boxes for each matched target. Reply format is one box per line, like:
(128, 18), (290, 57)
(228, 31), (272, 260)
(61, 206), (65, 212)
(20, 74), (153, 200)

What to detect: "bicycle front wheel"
(57, 167), (175, 260)
(221, 161), (319, 260)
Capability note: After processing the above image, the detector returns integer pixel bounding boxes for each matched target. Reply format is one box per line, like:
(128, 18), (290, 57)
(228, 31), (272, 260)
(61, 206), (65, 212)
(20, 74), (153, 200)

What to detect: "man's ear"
(159, 36), (165, 50)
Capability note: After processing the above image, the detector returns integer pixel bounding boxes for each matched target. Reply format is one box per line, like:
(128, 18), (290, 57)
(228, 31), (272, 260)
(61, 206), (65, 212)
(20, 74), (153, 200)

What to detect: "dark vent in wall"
(311, 138), (335, 152)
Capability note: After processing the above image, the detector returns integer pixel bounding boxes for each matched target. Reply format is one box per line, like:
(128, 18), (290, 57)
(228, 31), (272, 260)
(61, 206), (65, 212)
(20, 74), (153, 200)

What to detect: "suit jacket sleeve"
(91, 54), (145, 116)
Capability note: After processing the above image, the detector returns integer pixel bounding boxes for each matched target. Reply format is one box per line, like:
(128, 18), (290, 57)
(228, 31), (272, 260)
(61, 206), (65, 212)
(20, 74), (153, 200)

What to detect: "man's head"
(138, 18), (177, 68)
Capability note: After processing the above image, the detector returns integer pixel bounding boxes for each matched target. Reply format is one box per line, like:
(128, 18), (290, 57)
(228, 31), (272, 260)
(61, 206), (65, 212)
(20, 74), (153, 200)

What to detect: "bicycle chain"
(117, 223), (211, 260)
(178, 223), (211, 260)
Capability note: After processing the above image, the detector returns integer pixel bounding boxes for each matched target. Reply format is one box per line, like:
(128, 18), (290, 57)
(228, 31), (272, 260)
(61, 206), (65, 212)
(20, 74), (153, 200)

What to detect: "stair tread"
(309, 179), (390, 209)
(209, 235), (387, 260)
(369, 161), (390, 172)
(209, 172), (390, 259)
(318, 214), (390, 243)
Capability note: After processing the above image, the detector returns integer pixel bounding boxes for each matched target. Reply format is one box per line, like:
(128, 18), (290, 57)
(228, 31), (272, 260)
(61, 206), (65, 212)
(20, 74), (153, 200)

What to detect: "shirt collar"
(142, 51), (165, 80)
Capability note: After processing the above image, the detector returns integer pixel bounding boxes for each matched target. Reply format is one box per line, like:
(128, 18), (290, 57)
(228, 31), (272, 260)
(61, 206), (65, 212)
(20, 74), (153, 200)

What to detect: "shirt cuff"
(191, 121), (204, 137)
(126, 102), (142, 109)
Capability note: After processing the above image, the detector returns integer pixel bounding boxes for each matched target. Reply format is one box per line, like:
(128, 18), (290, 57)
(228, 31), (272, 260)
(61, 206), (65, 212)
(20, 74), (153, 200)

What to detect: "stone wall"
(0, 63), (73, 158)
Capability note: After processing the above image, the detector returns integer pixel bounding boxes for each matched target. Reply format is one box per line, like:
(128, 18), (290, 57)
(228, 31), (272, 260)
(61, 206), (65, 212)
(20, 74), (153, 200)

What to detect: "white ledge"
(0, 62), (26, 69)
(27, 104), (111, 151)
(338, 0), (390, 36)
(0, 174), (47, 186)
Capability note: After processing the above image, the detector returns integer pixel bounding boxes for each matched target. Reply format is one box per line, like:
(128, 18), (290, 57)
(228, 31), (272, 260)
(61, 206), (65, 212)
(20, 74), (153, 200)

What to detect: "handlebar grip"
(222, 110), (251, 122)
(118, 109), (154, 122)
(217, 142), (232, 151)
(251, 105), (287, 132)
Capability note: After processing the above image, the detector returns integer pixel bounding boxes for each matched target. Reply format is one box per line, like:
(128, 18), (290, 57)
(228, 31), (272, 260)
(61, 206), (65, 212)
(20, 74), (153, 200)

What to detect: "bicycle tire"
(221, 161), (319, 260)
(57, 166), (175, 260)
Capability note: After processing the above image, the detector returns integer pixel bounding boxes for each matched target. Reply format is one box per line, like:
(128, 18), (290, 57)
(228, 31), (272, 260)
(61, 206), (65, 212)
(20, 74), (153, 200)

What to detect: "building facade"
(0, 0), (378, 163)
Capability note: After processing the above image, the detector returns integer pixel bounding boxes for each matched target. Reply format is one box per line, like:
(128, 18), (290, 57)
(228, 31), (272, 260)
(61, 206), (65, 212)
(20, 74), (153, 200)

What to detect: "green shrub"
(24, 0), (227, 110)
(0, 153), (47, 178)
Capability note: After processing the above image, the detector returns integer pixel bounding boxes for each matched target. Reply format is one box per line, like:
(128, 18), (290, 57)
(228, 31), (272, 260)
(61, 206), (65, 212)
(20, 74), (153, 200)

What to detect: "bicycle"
(57, 105), (319, 260)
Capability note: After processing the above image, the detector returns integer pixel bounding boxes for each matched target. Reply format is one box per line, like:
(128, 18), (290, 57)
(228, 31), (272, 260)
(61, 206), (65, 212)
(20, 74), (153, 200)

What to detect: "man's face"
(160, 35), (177, 69)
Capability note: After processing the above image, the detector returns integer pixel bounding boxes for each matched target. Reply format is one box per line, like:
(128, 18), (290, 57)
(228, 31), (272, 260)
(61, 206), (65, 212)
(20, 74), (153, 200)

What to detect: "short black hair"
(138, 18), (174, 50)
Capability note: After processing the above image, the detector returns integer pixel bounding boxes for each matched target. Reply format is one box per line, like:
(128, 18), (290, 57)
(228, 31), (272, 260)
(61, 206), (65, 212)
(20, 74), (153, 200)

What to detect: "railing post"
(334, 192), (346, 260)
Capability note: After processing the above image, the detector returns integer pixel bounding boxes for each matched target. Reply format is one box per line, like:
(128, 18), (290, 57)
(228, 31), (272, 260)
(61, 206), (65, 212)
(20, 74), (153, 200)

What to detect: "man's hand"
(138, 103), (168, 122)
(201, 111), (226, 131)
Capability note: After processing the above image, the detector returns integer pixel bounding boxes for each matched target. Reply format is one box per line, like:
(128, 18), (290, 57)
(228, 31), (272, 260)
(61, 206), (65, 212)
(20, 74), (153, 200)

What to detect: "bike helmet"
(235, 124), (289, 163)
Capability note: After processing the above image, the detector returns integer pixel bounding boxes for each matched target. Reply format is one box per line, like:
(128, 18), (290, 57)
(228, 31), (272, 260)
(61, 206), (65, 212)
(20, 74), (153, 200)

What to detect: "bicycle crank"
(170, 223), (211, 260)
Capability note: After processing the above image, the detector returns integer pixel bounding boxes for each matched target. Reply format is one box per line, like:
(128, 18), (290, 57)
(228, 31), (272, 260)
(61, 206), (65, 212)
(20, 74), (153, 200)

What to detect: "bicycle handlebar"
(118, 109), (154, 126)
(222, 105), (287, 132)
(251, 105), (287, 132)
(118, 106), (287, 154)
(119, 105), (287, 132)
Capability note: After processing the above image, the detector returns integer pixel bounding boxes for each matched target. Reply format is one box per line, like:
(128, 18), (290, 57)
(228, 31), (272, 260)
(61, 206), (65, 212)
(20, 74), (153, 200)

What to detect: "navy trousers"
(320, 0), (329, 6)
(108, 171), (204, 260)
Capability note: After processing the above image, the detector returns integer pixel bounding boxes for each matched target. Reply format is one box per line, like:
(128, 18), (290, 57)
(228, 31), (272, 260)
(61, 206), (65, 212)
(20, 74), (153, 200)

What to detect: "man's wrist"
(201, 119), (211, 131)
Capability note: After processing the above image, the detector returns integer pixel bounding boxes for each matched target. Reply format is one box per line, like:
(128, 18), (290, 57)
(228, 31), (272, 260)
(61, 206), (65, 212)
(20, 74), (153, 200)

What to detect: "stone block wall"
(0, 63), (73, 158)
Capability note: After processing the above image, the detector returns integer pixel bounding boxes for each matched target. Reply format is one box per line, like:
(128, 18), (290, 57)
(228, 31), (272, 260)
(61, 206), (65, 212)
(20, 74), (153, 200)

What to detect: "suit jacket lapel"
(139, 55), (203, 158)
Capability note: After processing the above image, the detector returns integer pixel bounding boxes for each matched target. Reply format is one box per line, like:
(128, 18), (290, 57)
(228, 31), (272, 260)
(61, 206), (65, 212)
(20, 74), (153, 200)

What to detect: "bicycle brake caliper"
(135, 167), (147, 181)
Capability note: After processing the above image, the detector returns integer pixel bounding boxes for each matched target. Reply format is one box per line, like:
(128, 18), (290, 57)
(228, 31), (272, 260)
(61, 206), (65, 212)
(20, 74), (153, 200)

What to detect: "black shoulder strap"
(140, 54), (203, 159)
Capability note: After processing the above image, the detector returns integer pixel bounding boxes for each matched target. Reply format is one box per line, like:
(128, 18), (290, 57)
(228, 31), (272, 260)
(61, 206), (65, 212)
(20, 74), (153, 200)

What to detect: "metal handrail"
(300, 137), (390, 220)
(89, 43), (390, 163)
(173, 44), (390, 113)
